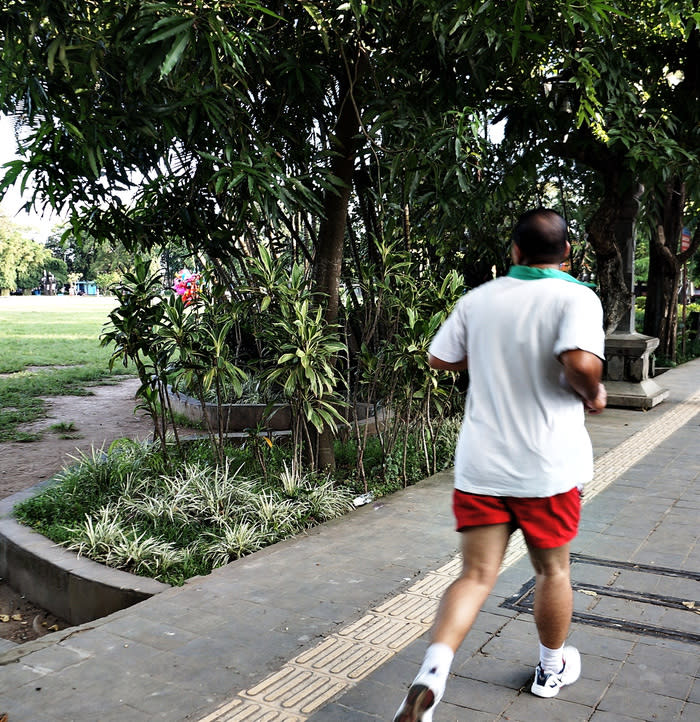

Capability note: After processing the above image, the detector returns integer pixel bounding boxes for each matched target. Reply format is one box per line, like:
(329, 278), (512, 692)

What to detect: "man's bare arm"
(428, 353), (469, 372)
(559, 349), (606, 413)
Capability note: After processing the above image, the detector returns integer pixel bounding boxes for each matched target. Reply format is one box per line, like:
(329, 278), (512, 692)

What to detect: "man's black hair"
(512, 208), (568, 264)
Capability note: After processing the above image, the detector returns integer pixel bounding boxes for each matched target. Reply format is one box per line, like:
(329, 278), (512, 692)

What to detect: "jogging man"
(394, 208), (607, 721)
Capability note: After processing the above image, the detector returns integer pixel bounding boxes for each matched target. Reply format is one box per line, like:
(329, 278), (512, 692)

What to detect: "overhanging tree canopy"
(1, 1), (623, 293)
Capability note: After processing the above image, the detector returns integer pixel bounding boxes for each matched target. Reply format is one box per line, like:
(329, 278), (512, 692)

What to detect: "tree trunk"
(643, 179), (686, 360)
(314, 52), (367, 326)
(644, 236), (679, 360)
(585, 187), (630, 334)
(313, 47), (368, 470)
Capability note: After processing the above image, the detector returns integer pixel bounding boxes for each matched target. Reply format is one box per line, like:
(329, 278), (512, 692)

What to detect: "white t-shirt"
(429, 273), (605, 498)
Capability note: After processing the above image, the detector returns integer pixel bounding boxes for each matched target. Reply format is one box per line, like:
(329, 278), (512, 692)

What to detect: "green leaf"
(161, 31), (191, 78)
(144, 18), (194, 45)
(47, 37), (62, 75)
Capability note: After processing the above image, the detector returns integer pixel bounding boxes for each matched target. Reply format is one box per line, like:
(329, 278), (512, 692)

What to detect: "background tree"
(490, 1), (700, 342)
(0, 211), (55, 293)
(46, 228), (134, 292)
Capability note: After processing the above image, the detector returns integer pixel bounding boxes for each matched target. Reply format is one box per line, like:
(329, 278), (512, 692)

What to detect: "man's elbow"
(560, 350), (603, 400)
(428, 353), (468, 371)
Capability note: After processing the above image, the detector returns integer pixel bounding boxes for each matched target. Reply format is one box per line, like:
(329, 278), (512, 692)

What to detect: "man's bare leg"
(430, 523), (511, 650)
(527, 543), (572, 649)
(528, 542), (581, 697)
(394, 524), (510, 721)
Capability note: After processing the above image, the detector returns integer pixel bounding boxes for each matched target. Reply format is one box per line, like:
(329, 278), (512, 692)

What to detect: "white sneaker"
(531, 645), (581, 698)
(393, 666), (445, 722)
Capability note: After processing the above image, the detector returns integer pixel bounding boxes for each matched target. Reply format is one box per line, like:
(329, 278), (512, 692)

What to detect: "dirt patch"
(0, 584), (68, 645)
(0, 377), (198, 645)
(1, 377), (155, 499)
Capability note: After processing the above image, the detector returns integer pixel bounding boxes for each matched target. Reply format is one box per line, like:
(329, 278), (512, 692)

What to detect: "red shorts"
(452, 487), (581, 549)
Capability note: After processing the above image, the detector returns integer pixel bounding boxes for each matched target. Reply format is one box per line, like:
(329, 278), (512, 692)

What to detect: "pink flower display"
(173, 269), (202, 306)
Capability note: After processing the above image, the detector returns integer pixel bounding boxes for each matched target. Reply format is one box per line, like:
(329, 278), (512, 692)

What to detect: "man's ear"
(511, 243), (523, 265)
(563, 240), (571, 259)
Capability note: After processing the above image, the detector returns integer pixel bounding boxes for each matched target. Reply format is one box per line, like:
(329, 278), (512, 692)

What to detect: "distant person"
(394, 208), (606, 721)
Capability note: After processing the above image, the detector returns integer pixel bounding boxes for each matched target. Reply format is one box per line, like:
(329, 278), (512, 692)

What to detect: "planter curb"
(0, 481), (169, 627)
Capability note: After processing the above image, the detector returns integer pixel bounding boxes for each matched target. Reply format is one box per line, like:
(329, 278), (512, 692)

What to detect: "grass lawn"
(0, 295), (133, 441)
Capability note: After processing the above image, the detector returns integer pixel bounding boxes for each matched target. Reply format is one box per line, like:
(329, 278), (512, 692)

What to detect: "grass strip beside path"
(0, 296), (132, 442)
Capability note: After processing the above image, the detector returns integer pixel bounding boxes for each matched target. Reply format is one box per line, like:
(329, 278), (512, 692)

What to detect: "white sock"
(417, 642), (454, 683)
(539, 642), (564, 674)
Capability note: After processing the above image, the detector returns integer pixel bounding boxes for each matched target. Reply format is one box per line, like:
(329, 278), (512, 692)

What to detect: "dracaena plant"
(101, 255), (182, 461)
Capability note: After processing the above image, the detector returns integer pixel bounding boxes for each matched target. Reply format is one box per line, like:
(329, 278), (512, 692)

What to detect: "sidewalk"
(1, 359), (699, 721)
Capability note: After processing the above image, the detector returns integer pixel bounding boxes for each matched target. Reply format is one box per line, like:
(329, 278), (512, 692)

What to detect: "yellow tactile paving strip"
(199, 390), (700, 722)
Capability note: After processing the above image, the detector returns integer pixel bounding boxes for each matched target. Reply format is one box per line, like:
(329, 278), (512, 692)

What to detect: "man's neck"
(523, 262), (562, 270)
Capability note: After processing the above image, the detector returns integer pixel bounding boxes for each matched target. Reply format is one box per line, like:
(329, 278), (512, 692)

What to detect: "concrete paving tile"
(147, 651), (241, 697)
(3, 661), (167, 718)
(590, 596), (669, 626)
(4, 676), (71, 711)
(496, 618), (539, 644)
(568, 651), (622, 683)
(453, 653), (530, 691)
(675, 499), (700, 510)
(688, 677), (700, 704)
(269, 596), (366, 625)
(355, 651), (417, 690)
(582, 538), (644, 560)
(573, 562), (626, 592)
(597, 686), (685, 719)
(676, 702), (700, 720)
(57, 629), (161, 668)
(471, 609), (521, 635)
(656, 608), (700, 640)
(633, 635), (699, 656)
(627, 642), (700, 677)
(308, 701), (382, 720)
(50, 697), (150, 721)
(479, 632), (538, 668)
(0, 638), (16, 655)
(614, 661), (693, 700)
(612, 568), (665, 593)
(567, 627), (635, 661)
(0, 661), (48, 695)
(127, 681), (213, 719)
(452, 629), (493, 657)
(438, 701), (502, 721)
(573, 592), (603, 616)
(479, 595), (522, 619)
(12, 642), (88, 675)
(561, 675), (613, 707)
(576, 531), (615, 551)
(153, 628), (303, 685)
(440, 676), (518, 715)
(316, 677), (402, 720)
(501, 693), (591, 721)
(632, 551), (693, 568)
(0, 699), (60, 722)
(268, 615), (349, 644)
(589, 711), (646, 722)
(97, 613), (200, 651)
(129, 647), (237, 696)
(578, 519), (614, 534)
